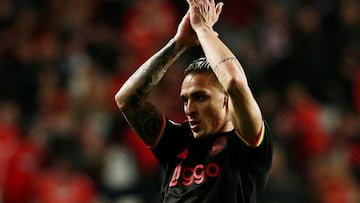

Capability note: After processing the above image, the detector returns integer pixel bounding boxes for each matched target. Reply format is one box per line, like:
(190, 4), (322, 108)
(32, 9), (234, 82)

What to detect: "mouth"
(189, 120), (200, 131)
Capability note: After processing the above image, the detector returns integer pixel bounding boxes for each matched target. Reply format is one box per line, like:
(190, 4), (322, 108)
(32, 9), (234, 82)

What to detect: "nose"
(184, 100), (196, 117)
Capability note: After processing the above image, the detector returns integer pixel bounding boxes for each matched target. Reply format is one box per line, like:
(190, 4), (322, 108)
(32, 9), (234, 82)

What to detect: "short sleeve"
(232, 121), (273, 174)
(151, 118), (192, 167)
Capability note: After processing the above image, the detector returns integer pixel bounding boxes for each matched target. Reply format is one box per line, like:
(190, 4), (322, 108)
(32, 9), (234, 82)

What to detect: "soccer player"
(115, 0), (273, 202)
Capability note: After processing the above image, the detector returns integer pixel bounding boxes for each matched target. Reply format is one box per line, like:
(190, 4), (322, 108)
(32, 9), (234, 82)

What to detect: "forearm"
(194, 26), (244, 91)
(195, 26), (263, 141)
(115, 38), (187, 109)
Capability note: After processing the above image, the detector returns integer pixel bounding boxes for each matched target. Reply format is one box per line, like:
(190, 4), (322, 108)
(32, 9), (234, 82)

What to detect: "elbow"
(224, 75), (248, 95)
(115, 88), (141, 110)
(220, 65), (249, 94)
(114, 91), (126, 110)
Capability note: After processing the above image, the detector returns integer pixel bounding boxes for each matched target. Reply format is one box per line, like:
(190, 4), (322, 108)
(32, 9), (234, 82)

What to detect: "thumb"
(215, 2), (224, 16)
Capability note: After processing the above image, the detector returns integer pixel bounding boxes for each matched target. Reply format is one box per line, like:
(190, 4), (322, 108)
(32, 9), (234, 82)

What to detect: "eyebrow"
(180, 90), (209, 99)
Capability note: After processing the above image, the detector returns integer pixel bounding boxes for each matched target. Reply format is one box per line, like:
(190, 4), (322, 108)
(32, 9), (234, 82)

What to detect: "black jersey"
(151, 118), (273, 203)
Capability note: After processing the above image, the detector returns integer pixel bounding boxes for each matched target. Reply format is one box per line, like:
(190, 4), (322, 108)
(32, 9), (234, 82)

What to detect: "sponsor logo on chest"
(169, 136), (227, 187)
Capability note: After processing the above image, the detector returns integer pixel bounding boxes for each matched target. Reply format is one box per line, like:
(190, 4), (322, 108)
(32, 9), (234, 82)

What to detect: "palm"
(188, 0), (223, 31)
(175, 12), (199, 47)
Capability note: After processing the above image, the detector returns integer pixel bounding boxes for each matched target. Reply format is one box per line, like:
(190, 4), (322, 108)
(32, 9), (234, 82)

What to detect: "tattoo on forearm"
(150, 40), (180, 70)
(127, 103), (163, 144)
(123, 40), (185, 142)
(214, 57), (237, 72)
(133, 40), (184, 101)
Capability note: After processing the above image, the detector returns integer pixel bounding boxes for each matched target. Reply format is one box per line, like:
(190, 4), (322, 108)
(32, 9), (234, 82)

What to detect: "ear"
(223, 94), (229, 107)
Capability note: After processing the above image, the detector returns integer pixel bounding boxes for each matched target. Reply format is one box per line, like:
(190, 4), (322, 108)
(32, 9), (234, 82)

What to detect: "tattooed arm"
(115, 11), (197, 145)
(115, 40), (186, 144)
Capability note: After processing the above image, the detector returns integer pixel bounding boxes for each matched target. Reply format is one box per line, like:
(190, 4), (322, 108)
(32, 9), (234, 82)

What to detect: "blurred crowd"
(0, 0), (359, 202)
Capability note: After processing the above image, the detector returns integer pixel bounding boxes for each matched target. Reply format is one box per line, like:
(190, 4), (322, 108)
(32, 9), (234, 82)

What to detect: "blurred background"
(0, 0), (359, 202)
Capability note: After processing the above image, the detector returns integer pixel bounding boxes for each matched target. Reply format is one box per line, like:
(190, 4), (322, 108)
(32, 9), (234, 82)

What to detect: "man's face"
(180, 72), (228, 139)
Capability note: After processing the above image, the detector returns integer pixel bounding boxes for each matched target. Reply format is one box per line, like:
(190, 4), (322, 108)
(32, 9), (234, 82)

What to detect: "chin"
(192, 131), (207, 139)
(192, 133), (199, 139)
(192, 131), (201, 139)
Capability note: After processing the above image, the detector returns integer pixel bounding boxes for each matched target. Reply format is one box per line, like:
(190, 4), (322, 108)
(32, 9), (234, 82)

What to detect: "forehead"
(180, 73), (221, 95)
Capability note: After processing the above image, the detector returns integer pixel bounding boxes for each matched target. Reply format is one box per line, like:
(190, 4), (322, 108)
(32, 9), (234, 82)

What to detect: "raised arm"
(114, 11), (198, 145)
(187, 0), (263, 143)
(114, 40), (184, 145)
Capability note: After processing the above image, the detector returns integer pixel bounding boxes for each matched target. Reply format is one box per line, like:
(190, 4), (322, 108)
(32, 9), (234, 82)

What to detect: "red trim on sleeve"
(236, 122), (265, 147)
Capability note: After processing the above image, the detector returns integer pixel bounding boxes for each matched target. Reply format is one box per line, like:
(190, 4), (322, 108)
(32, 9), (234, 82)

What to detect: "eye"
(180, 96), (188, 105)
(193, 92), (207, 102)
(194, 95), (204, 101)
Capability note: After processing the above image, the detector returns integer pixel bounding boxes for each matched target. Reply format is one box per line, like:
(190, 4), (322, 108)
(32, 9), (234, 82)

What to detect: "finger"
(215, 2), (224, 16)
(182, 10), (191, 21)
(186, 0), (194, 6)
(208, 0), (215, 5)
(187, 0), (199, 11)
(187, 0), (200, 5)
